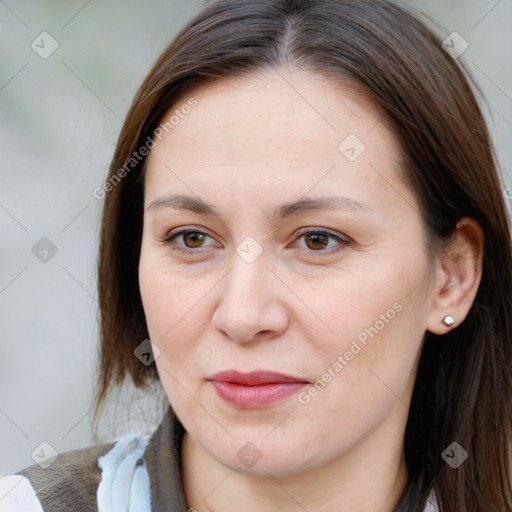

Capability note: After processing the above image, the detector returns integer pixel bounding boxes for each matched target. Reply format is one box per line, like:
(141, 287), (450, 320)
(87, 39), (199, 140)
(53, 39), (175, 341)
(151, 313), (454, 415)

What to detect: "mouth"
(207, 370), (310, 409)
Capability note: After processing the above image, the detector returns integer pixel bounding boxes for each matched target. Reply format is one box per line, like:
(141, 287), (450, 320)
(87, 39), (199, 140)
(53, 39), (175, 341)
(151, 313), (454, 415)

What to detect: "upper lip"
(208, 370), (309, 385)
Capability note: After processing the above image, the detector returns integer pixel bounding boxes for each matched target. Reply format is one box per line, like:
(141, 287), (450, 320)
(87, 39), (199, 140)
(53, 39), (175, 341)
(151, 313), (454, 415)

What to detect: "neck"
(181, 408), (409, 512)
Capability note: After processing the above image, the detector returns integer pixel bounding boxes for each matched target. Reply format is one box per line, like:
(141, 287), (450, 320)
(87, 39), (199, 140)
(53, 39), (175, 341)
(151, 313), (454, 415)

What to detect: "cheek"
(140, 272), (198, 344)
(138, 247), (213, 365)
(303, 269), (402, 351)
(139, 258), (208, 409)
(302, 262), (427, 406)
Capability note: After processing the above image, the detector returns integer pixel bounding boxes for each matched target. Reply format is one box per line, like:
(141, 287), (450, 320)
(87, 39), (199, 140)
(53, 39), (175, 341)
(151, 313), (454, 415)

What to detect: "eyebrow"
(147, 193), (371, 221)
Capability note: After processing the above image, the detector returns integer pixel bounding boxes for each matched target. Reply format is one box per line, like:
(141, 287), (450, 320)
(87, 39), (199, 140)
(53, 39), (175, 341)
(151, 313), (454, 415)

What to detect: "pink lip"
(208, 370), (309, 409)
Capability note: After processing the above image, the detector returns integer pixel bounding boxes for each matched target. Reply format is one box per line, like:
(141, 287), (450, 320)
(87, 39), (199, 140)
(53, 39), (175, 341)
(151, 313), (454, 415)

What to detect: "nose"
(211, 254), (289, 343)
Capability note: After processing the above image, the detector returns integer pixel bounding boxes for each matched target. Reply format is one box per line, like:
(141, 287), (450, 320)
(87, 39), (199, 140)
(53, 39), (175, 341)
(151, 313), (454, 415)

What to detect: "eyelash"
(161, 226), (350, 256)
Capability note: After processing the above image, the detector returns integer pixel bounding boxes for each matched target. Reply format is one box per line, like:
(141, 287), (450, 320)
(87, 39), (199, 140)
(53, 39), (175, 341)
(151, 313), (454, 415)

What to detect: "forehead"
(143, 68), (409, 211)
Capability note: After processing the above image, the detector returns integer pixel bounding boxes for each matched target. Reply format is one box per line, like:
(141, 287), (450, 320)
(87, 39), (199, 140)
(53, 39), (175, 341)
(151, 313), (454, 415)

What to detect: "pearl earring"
(442, 315), (455, 327)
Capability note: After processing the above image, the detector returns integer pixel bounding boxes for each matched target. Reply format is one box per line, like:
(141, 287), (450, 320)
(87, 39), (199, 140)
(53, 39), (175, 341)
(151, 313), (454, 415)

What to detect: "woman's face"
(139, 69), (440, 477)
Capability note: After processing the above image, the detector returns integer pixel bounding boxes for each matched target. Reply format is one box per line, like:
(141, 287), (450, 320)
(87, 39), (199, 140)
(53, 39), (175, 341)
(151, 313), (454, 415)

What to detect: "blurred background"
(1, 0), (511, 476)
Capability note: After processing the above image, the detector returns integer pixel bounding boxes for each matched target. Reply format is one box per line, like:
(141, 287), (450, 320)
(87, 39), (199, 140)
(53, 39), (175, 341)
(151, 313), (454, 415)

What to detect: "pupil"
(186, 232), (204, 247)
(306, 233), (327, 250)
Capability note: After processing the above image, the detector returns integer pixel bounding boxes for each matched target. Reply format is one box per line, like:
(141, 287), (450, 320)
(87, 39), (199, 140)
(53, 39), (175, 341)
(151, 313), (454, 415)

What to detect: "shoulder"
(0, 435), (151, 512)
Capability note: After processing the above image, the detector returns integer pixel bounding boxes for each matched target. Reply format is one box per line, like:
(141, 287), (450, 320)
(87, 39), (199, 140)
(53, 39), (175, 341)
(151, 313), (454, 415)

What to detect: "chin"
(202, 434), (323, 478)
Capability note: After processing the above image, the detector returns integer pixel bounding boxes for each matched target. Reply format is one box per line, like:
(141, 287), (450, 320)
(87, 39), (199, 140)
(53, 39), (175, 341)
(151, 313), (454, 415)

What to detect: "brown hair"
(93, 1), (512, 510)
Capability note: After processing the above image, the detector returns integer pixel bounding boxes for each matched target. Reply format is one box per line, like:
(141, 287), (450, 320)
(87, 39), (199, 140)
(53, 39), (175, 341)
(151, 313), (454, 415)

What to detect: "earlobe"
(426, 217), (484, 335)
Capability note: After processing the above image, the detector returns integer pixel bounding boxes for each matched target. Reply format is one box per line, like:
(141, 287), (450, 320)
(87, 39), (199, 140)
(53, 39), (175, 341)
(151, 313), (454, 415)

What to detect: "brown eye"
(304, 232), (330, 251)
(162, 228), (219, 255)
(182, 232), (207, 248)
(293, 228), (349, 254)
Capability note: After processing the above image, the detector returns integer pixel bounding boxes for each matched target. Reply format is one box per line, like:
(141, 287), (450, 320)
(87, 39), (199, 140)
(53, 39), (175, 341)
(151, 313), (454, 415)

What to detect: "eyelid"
(162, 225), (215, 242)
(292, 227), (349, 243)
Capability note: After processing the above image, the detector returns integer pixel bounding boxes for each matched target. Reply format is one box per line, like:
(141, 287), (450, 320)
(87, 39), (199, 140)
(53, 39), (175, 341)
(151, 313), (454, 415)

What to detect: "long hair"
(94, 1), (512, 510)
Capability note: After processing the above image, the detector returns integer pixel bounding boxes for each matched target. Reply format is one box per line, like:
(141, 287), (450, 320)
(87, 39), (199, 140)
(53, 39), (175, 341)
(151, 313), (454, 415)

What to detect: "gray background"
(1, 0), (511, 476)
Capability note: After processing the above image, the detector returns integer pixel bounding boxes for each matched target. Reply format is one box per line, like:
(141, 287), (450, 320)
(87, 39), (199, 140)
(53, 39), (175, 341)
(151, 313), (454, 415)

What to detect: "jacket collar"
(145, 406), (188, 512)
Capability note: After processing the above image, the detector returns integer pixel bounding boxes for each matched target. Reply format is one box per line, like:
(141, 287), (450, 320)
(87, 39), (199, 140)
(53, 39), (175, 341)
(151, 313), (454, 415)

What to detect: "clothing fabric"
(0, 406), (438, 511)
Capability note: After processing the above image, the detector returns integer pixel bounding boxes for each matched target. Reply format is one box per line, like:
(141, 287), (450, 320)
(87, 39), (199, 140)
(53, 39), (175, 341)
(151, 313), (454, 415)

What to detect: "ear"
(426, 217), (484, 334)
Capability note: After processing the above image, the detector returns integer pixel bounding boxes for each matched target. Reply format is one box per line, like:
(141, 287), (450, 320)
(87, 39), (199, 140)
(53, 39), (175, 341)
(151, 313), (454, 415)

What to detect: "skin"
(138, 68), (484, 512)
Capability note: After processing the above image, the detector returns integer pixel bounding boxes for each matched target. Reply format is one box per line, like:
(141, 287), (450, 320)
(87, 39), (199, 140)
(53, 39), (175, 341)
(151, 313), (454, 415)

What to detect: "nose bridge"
(212, 246), (287, 342)
(225, 231), (270, 302)
(224, 248), (270, 315)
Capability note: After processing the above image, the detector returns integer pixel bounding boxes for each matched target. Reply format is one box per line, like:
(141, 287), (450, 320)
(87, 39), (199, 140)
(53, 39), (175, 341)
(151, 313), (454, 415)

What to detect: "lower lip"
(210, 381), (307, 409)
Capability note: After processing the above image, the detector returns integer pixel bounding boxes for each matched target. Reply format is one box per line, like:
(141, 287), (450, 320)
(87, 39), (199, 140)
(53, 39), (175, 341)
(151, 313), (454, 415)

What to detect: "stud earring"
(442, 315), (455, 327)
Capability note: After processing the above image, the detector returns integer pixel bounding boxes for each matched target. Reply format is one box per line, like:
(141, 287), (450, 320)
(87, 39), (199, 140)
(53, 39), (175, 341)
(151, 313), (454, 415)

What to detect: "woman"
(1, 0), (511, 511)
